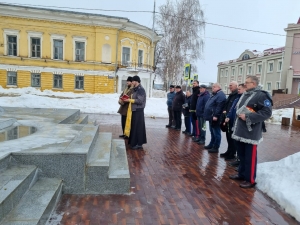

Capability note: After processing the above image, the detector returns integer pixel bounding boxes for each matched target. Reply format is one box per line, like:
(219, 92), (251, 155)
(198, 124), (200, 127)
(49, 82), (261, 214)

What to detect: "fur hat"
(127, 76), (132, 82)
(132, 76), (141, 83)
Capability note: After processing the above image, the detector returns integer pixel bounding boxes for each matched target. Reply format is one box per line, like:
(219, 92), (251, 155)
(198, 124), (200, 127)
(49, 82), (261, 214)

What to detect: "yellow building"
(0, 3), (161, 95)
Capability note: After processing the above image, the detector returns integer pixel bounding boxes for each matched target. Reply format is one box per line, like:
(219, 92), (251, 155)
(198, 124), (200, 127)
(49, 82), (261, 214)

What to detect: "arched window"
(102, 44), (111, 63)
(242, 54), (250, 60)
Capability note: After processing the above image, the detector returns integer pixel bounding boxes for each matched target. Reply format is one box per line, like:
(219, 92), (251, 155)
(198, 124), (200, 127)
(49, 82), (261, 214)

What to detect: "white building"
(217, 18), (300, 95)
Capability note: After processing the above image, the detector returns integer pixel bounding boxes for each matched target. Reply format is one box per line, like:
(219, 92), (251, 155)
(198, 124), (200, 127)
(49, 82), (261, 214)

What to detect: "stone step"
(1, 178), (62, 225)
(75, 114), (89, 124)
(85, 132), (112, 194)
(107, 139), (130, 194)
(0, 164), (37, 222)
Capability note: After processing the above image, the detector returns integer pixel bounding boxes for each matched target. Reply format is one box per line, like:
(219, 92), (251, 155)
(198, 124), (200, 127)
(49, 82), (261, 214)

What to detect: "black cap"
(200, 84), (207, 88)
(169, 85), (175, 88)
(127, 76), (132, 82)
(175, 85), (181, 89)
(132, 75), (141, 83)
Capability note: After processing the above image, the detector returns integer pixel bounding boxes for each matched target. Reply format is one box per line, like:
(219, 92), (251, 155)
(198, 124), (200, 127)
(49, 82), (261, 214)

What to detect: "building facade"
(217, 19), (300, 95)
(0, 4), (161, 96)
(218, 48), (284, 94)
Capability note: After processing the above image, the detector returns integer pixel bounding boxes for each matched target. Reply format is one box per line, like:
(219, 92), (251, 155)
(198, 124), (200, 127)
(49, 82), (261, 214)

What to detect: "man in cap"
(123, 76), (147, 150)
(166, 85), (176, 128)
(195, 84), (210, 145)
(172, 85), (185, 131)
(117, 76), (133, 138)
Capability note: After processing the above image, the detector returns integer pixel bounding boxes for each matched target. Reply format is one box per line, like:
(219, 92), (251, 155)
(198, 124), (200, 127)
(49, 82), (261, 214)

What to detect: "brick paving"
(48, 114), (300, 225)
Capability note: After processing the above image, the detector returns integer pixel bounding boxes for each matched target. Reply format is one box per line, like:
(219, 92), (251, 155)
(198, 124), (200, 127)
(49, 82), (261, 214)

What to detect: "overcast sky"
(2, 0), (300, 82)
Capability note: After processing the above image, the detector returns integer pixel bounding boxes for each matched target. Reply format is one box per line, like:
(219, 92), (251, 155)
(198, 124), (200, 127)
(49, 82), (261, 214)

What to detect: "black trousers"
(236, 141), (257, 184)
(226, 129), (236, 156)
(121, 115), (126, 133)
(167, 106), (175, 126)
(173, 110), (182, 129)
(184, 116), (191, 133)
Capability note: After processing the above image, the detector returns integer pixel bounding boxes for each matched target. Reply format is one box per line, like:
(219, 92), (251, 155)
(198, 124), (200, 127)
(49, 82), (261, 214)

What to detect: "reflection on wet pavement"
(50, 114), (300, 225)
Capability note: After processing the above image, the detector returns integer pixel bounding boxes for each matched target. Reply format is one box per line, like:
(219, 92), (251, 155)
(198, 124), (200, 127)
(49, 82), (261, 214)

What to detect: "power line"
(0, 1), (289, 38)
(0, 2), (153, 13)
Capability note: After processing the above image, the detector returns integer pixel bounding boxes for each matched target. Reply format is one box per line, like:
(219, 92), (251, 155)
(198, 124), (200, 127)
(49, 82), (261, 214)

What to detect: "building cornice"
(0, 63), (115, 76)
(217, 53), (283, 68)
(0, 3), (160, 42)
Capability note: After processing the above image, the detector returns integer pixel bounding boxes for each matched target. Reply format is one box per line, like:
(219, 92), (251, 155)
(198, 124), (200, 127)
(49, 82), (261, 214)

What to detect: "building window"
(51, 34), (65, 60)
(31, 38), (41, 58)
(27, 31), (43, 58)
(102, 44), (111, 63)
(7, 35), (17, 56)
(232, 68), (235, 76)
(54, 40), (63, 60)
(239, 67), (243, 75)
(268, 62), (274, 72)
(225, 70), (228, 77)
(278, 61), (282, 71)
(53, 74), (63, 88)
(122, 47), (131, 66)
(7, 71), (17, 85)
(267, 82), (271, 91)
(75, 42), (85, 61)
(75, 76), (84, 89)
(138, 49), (143, 67)
(31, 73), (41, 87)
(248, 66), (252, 75)
(257, 64), (262, 74)
(276, 81), (280, 89)
(242, 54), (250, 60)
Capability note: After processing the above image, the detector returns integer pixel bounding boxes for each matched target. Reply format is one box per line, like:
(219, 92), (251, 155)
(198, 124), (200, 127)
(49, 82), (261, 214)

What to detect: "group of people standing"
(166, 76), (272, 188)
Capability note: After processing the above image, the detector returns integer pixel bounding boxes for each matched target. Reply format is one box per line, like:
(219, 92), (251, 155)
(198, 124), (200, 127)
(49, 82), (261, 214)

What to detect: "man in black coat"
(190, 80), (200, 139)
(220, 81), (239, 160)
(172, 85), (185, 131)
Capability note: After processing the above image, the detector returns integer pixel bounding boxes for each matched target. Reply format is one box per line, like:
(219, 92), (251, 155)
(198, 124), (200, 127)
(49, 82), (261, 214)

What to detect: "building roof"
(218, 47), (285, 66)
(0, 3), (160, 41)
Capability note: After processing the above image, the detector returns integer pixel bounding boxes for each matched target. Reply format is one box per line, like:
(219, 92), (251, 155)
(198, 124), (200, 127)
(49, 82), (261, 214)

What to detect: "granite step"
(85, 132), (112, 194)
(1, 178), (62, 225)
(107, 139), (130, 194)
(75, 114), (89, 124)
(0, 164), (37, 222)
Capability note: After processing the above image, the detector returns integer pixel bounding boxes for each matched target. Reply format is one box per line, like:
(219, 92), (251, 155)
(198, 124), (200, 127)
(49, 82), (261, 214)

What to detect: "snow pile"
(0, 87), (169, 118)
(266, 108), (293, 125)
(257, 152), (300, 222)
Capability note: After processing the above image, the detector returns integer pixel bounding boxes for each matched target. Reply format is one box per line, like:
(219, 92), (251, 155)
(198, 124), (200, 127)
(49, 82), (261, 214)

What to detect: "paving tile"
(49, 114), (300, 225)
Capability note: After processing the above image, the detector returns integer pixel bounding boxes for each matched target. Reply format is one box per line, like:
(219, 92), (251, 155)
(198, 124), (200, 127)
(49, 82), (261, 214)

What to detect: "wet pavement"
(48, 114), (300, 225)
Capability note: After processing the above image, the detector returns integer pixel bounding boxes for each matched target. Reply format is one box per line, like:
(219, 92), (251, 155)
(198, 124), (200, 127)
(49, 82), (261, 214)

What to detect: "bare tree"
(155, 0), (205, 90)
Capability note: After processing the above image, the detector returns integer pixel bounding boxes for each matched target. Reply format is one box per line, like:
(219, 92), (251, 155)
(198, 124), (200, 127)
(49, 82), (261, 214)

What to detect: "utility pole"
(150, 0), (156, 97)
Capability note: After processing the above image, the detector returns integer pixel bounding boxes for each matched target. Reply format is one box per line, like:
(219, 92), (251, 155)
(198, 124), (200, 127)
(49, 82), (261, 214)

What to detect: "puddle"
(0, 126), (37, 142)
